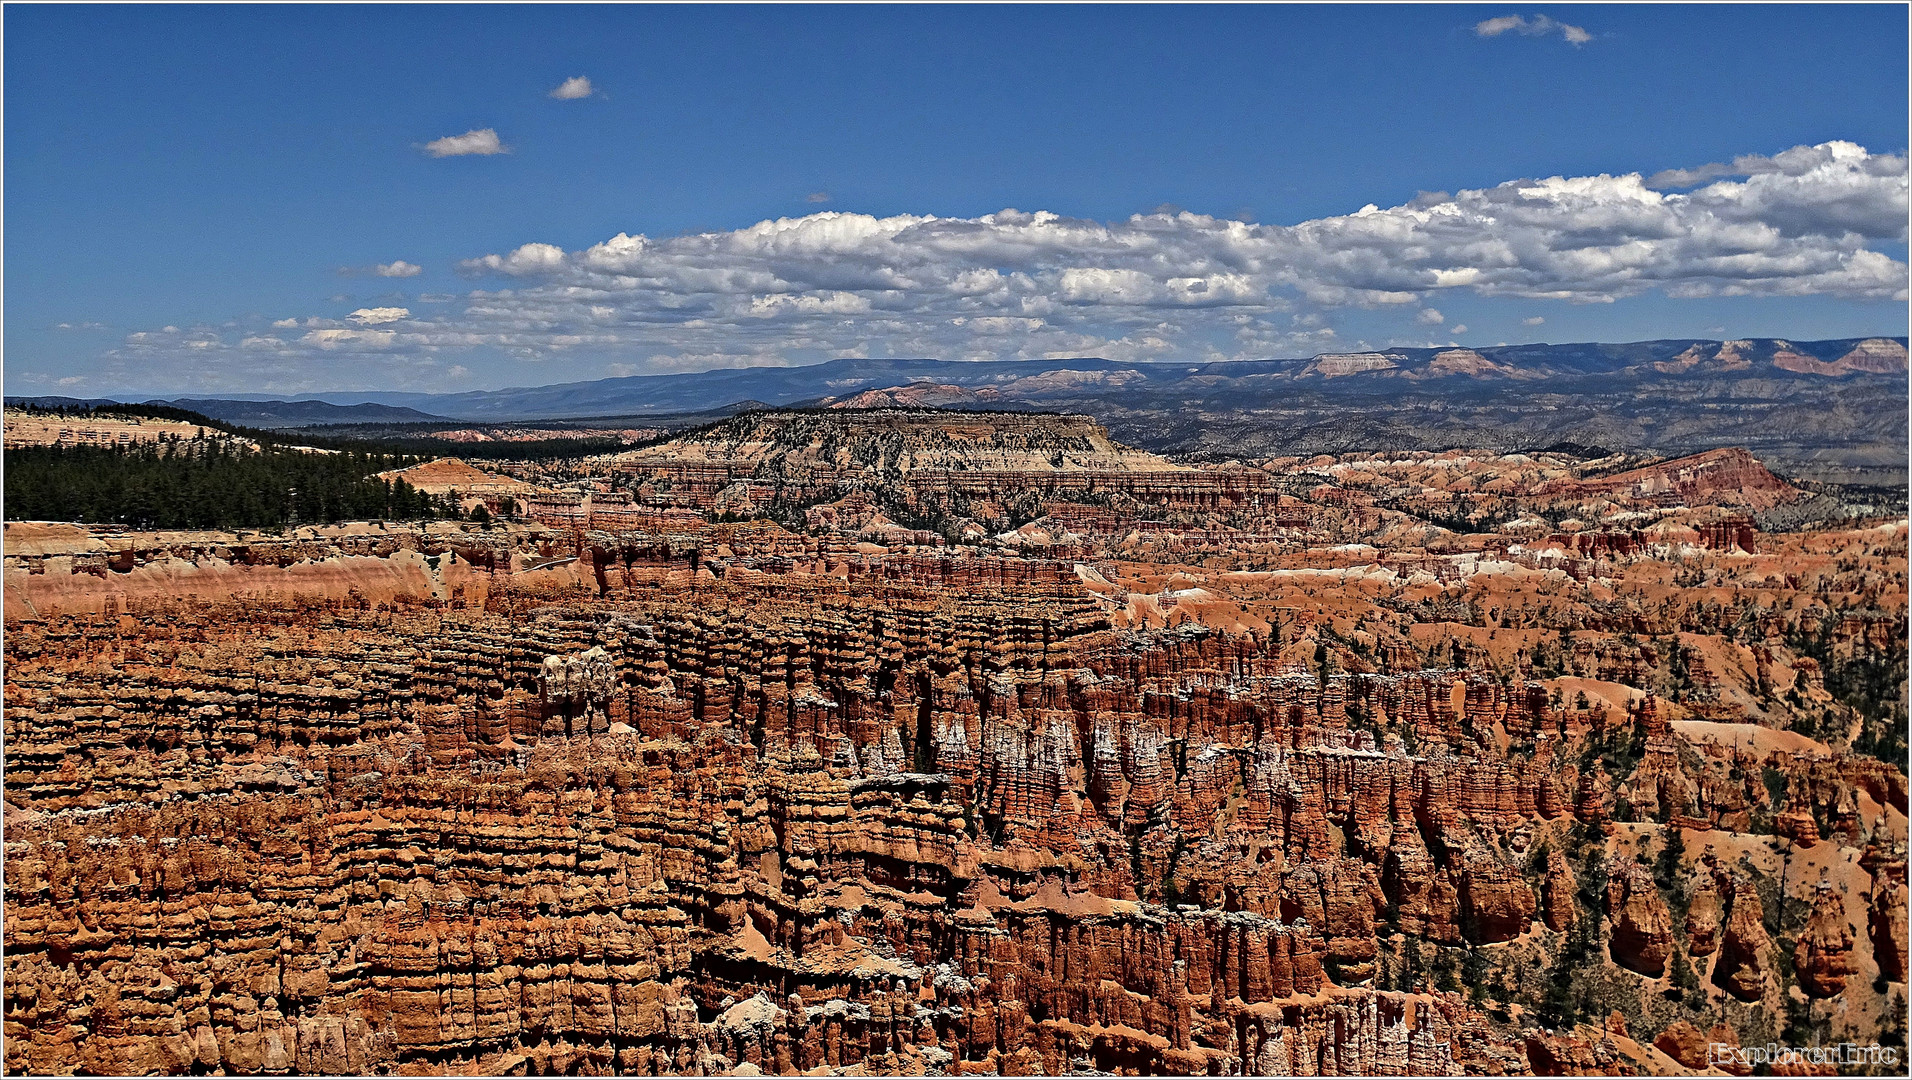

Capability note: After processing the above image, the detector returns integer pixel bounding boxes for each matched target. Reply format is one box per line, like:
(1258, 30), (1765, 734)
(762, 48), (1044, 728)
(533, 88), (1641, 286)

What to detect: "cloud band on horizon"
(94, 141), (1908, 393)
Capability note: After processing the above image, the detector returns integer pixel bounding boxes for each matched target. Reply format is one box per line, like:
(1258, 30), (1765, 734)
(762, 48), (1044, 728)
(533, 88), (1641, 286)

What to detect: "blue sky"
(6, 3), (1906, 397)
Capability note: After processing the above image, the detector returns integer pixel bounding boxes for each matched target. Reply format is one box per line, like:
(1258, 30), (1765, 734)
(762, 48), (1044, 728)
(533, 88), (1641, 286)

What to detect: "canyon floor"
(4, 409), (1907, 1076)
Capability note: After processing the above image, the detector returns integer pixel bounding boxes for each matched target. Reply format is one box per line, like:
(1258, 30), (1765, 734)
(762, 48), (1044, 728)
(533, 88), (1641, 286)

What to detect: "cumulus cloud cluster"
(549, 76), (593, 100)
(456, 138), (1903, 307)
(1647, 141), (1909, 193)
(99, 141), (1906, 391)
(1476, 14), (1592, 45)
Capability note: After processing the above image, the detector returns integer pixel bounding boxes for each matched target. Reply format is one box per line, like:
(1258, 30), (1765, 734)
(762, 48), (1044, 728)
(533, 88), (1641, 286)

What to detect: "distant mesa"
(605, 408), (1188, 477)
(595, 408), (1274, 522)
(1304, 352), (1404, 377)
(1831, 337), (1911, 374)
(1772, 338), (1909, 377)
(1416, 348), (1540, 381)
(1650, 340), (1756, 374)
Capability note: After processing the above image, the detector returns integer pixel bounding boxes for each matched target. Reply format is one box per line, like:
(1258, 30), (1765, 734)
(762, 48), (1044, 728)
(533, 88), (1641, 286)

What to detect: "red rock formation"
(1542, 847), (1578, 933)
(1653, 1020), (1708, 1069)
(1697, 516), (1758, 553)
(1605, 862), (1674, 977)
(1870, 868), (1908, 983)
(1792, 882), (1856, 997)
(1562, 447), (1799, 510)
(1712, 877), (1773, 1002)
(1656, 1020), (1753, 1076)
(5, 437), (1906, 1076)
(1684, 870), (1723, 957)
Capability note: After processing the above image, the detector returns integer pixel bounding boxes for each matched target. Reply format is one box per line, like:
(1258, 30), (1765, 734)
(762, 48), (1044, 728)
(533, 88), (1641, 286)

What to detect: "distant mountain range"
(166, 398), (454, 426)
(8, 396), (452, 426)
(11, 337), (1905, 484)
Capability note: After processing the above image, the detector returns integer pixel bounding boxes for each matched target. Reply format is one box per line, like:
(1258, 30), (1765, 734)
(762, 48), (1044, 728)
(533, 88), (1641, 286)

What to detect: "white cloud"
(376, 260), (423, 277)
(956, 316), (1046, 335)
(461, 242), (566, 276)
(1059, 267), (1157, 305)
(1450, 324), (1468, 335)
(1476, 14), (1591, 45)
(1647, 142), (1906, 190)
(101, 140), (1907, 383)
(421, 128), (508, 157)
(1523, 316), (1546, 326)
(549, 76), (593, 100)
(271, 318), (301, 329)
(747, 291), (872, 318)
(807, 192), (832, 204)
(304, 328), (396, 349)
(349, 307), (410, 325)
(455, 141), (1904, 308)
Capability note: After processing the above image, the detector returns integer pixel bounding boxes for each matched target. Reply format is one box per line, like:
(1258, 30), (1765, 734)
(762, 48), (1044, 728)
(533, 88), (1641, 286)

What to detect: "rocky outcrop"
(1541, 847), (1578, 933)
(1456, 842), (1536, 943)
(1565, 448), (1800, 510)
(1652, 1021), (1708, 1069)
(1605, 862), (1673, 977)
(1656, 1021), (1751, 1076)
(1684, 871), (1723, 957)
(1792, 882), (1856, 997)
(1870, 873), (1908, 982)
(1712, 877), (1773, 1001)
